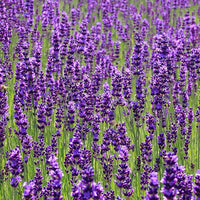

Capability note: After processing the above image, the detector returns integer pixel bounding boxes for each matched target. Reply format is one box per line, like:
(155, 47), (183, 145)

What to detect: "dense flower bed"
(0, 0), (200, 199)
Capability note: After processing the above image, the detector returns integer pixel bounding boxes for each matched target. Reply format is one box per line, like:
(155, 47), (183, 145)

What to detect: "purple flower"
(146, 113), (156, 135)
(44, 154), (63, 200)
(72, 165), (104, 199)
(194, 169), (200, 199)
(10, 176), (21, 188)
(23, 181), (35, 199)
(115, 146), (134, 197)
(5, 146), (23, 188)
(145, 172), (159, 200)
(100, 154), (114, 183)
(161, 152), (178, 200)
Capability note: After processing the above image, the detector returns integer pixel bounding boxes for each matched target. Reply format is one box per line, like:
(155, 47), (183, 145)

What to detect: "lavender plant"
(1, 0), (200, 199)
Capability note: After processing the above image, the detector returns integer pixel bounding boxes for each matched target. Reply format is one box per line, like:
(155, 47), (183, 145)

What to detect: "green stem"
(14, 188), (17, 200)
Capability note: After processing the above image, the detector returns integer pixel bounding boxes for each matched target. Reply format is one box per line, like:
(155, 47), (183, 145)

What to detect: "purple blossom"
(6, 146), (24, 188)
(72, 164), (104, 200)
(145, 172), (159, 200)
(161, 152), (178, 200)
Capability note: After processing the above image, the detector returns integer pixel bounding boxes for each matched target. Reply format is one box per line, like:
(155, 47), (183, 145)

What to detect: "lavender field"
(1, 0), (200, 199)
